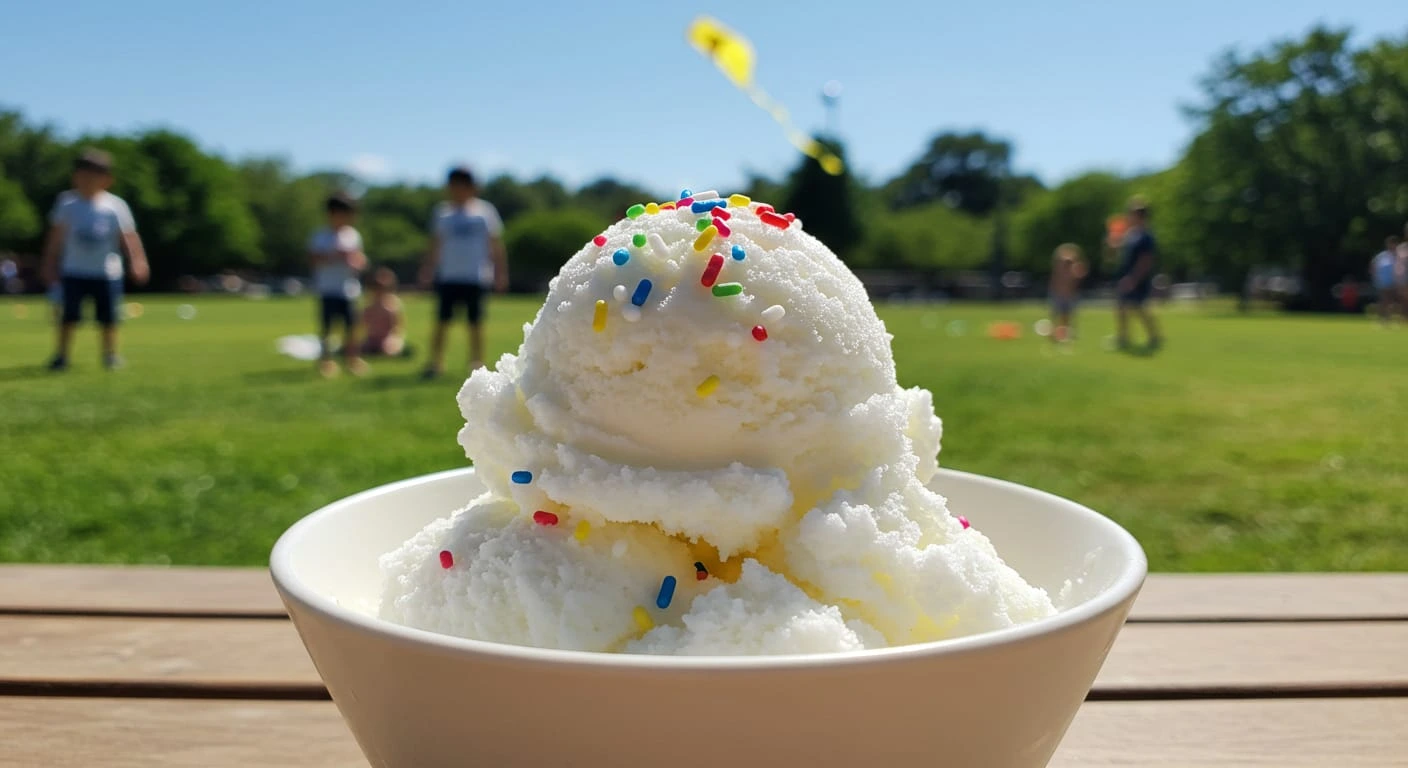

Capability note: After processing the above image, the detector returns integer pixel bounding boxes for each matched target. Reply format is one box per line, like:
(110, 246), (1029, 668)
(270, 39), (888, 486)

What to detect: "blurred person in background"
(359, 267), (410, 358)
(41, 148), (149, 371)
(1371, 236), (1400, 324)
(1048, 243), (1088, 342)
(1114, 197), (1163, 352)
(418, 166), (508, 379)
(1399, 226), (1408, 318)
(309, 193), (368, 377)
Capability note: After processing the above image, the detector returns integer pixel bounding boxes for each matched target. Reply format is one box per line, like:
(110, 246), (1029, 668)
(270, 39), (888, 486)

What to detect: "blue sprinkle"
(679, 188), (693, 200)
(656, 575), (677, 609)
(613, 249), (630, 266)
(510, 470), (532, 484)
(631, 279), (653, 307)
(731, 245), (746, 261)
(690, 199), (727, 213)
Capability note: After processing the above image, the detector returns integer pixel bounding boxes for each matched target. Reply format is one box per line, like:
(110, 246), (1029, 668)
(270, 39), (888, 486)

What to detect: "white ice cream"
(379, 193), (1056, 654)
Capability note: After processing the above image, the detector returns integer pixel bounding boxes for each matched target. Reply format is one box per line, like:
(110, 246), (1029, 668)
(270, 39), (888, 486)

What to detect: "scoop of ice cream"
(379, 192), (1055, 654)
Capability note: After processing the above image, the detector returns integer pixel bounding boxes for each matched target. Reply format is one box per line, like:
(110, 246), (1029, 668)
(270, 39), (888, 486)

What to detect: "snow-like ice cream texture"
(380, 192), (1056, 654)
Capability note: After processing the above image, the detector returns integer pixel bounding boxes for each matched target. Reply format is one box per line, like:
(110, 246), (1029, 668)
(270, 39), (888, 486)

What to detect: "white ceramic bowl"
(272, 468), (1145, 768)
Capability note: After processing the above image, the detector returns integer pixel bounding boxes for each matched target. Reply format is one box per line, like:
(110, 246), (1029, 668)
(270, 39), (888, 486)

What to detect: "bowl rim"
(271, 466), (1147, 671)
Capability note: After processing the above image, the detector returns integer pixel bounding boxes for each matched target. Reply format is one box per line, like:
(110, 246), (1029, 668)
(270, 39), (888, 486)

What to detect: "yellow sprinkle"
(660, 201), (676, 210)
(574, 520), (590, 542)
(632, 606), (654, 632)
(728, 193), (751, 207)
(693, 224), (717, 252)
(592, 300), (607, 332)
(696, 374), (720, 397)
(645, 202), (660, 215)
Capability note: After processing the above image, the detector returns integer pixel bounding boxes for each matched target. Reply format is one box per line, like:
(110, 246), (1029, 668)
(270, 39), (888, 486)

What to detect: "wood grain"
(2, 616), (1407, 697)
(6, 566), (1408, 622)
(0, 566), (284, 617)
(2, 697), (1405, 767)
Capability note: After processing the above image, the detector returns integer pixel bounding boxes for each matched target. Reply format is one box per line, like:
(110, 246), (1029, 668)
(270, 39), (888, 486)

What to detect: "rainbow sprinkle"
(631, 279), (652, 306)
(592, 235), (607, 247)
(592, 300), (607, 332)
(691, 199), (726, 214)
(633, 606), (654, 632)
(656, 575), (677, 609)
(613, 284), (628, 302)
(632, 233), (647, 248)
(613, 249), (630, 266)
(626, 204), (646, 219)
(679, 188), (693, 199)
(958, 516), (970, 530)
(761, 304), (785, 322)
(695, 218), (710, 232)
(711, 282), (742, 297)
(439, 550), (453, 569)
(759, 211), (790, 229)
(694, 225), (717, 251)
(660, 201), (676, 210)
(752, 325), (768, 341)
(728, 194), (751, 207)
(648, 232), (668, 256)
(645, 202), (660, 215)
(696, 375), (720, 397)
(701, 254), (724, 287)
(732, 245), (746, 261)
(711, 207), (731, 220)
(713, 219), (732, 237)
(694, 561), (709, 580)
(677, 196), (695, 207)
(533, 510), (559, 526)
(511, 470), (533, 484)
(574, 520), (591, 542)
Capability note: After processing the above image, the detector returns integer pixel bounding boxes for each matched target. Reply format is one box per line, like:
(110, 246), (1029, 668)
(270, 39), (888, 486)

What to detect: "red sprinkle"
(439, 550), (454, 569)
(759, 211), (790, 229)
(701, 253), (725, 287)
(755, 203), (775, 214)
(533, 511), (559, 526)
(696, 570), (708, 581)
(592, 235), (607, 247)
(752, 325), (768, 341)
(711, 207), (731, 220)
(958, 516), (970, 529)
(713, 219), (732, 237)
(783, 212), (796, 222)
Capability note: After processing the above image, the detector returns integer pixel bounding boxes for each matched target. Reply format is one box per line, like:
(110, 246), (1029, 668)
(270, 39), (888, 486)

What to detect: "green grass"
(2, 294), (1405, 570)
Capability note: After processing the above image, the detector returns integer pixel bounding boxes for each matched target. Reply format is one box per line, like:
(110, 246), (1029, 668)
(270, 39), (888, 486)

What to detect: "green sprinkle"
(712, 282), (743, 297)
(626, 204), (646, 219)
(696, 218), (710, 231)
(632, 233), (646, 248)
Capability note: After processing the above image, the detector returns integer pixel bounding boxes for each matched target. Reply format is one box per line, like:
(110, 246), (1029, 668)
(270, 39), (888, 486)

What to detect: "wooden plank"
(2, 616), (1407, 697)
(6, 566), (1408, 622)
(0, 566), (283, 617)
(1, 697), (1405, 767)
(1130, 573), (1408, 622)
(1052, 698), (1408, 767)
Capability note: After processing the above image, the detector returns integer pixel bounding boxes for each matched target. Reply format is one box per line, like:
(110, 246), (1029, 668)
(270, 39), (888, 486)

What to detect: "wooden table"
(2, 567), (1406, 766)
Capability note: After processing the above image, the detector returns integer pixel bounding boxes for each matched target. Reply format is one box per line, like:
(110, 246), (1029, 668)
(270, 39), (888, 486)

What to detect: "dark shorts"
(319, 296), (356, 336)
(1050, 296), (1077, 316)
(436, 282), (485, 324)
(61, 277), (122, 326)
(1119, 282), (1153, 307)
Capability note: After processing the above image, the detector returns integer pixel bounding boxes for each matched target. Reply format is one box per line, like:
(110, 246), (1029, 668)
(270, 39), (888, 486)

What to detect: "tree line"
(2, 25), (1405, 310)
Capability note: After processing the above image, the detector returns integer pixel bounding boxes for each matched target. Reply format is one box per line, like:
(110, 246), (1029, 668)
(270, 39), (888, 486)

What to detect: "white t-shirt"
(50, 191), (136, 280)
(308, 226), (364, 298)
(430, 199), (502, 286)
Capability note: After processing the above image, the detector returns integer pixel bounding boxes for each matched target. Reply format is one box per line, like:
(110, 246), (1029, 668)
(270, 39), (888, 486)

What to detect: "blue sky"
(3, 1), (1404, 195)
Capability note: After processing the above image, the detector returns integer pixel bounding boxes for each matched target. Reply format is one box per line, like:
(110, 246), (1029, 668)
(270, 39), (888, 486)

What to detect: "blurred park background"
(2, 3), (1407, 570)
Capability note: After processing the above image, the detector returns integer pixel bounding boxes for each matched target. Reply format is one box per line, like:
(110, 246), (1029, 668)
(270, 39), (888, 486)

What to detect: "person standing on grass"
(1371, 236), (1400, 324)
(1114, 197), (1163, 352)
(309, 193), (368, 378)
(41, 148), (149, 371)
(418, 166), (508, 379)
(1048, 243), (1087, 342)
(1398, 226), (1408, 319)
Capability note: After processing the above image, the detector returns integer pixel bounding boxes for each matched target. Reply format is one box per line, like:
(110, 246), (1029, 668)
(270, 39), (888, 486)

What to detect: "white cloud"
(348, 153), (392, 180)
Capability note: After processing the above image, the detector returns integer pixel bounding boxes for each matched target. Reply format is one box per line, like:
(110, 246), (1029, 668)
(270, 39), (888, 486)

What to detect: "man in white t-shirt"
(418, 166), (508, 378)
(41, 148), (150, 371)
(308, 193), (368, 377)
(1371, 236), (1401, 324)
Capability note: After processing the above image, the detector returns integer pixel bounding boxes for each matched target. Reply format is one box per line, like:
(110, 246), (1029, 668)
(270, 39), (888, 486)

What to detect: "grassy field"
(2, 293), (1405, 571)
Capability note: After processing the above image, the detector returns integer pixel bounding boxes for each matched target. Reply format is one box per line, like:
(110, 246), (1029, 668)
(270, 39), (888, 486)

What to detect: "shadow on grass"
(0, 365), (54, 383)
(359, 372), (441, 391)
(241, 367), (317, 386)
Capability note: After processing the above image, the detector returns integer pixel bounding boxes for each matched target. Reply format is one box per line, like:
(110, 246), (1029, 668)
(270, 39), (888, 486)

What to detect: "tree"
(782, 136), (864, 254)
(852, 204), (992, 271)
(503, 208), (611, 283)
(1178, 27), (1408, 310)
(884, 131), (1039, 216)
(1010, 172), (1128, 277)
(572, 177), (659, 222)
(238, 158), (326, 276)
